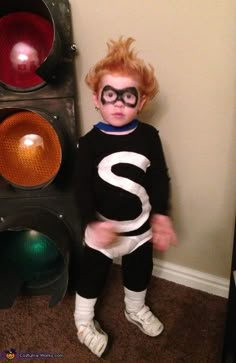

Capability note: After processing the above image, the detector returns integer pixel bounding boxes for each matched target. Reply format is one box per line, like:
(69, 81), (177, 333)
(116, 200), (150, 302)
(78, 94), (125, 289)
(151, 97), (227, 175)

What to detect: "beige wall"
(70, 0), (236, 279)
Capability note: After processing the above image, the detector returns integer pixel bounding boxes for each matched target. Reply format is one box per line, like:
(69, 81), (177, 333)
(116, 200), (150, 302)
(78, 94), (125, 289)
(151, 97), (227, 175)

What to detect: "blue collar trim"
(94, 119), (138, 132)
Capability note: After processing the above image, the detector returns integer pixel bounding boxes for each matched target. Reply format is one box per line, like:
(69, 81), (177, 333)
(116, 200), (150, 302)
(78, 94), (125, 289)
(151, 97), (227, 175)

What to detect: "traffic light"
(0, 0), (81, 308)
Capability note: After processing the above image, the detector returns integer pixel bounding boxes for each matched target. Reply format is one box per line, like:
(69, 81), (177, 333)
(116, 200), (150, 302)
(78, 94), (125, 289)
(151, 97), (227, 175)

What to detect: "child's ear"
(92, 92), (100, 108)
(138, 95), (147, 111)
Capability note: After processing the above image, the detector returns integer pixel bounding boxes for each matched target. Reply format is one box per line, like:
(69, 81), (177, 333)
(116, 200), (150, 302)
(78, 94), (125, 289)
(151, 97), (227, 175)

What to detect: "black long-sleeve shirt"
(76, 121), (170, 258)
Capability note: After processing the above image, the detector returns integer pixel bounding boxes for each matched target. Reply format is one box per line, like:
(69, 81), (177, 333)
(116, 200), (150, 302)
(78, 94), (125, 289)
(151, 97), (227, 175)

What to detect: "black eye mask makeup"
(101, 85), (139, 108)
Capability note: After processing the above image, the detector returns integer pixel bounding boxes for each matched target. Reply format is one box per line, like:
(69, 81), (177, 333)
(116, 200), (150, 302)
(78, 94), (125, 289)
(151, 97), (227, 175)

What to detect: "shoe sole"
(94, 320), (109, 357)
(124, 311), (164, 337)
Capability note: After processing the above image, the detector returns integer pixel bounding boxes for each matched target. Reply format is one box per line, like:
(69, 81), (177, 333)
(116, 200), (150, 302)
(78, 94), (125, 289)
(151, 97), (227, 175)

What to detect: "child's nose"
(114, 99), (124, 107)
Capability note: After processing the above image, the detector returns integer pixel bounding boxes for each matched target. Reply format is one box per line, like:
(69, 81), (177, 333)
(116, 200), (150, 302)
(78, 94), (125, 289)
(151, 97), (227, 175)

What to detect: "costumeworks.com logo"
(3, 349), (16, 360)
(1, 349), (64, 360)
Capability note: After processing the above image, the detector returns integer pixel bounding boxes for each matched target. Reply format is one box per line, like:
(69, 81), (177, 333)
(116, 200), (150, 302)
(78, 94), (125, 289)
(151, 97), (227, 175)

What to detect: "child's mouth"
(113, 113), (124, 117)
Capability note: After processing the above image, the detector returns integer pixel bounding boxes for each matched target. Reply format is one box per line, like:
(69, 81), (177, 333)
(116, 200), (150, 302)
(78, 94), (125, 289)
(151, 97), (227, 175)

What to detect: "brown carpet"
(0, 264), (227, 363)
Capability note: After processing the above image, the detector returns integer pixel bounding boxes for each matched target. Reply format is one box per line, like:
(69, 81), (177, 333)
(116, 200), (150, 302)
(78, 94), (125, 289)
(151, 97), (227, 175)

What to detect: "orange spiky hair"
(85, 37), (158, 103)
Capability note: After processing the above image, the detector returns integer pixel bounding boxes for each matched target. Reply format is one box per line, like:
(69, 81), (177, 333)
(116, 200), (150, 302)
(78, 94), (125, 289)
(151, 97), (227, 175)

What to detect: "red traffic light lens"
(0, 11), (53, 90)
(0, 111), (62, 189)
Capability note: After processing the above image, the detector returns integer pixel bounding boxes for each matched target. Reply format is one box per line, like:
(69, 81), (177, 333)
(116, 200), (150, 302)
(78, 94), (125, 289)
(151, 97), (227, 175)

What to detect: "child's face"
(93, 74), (146, 126)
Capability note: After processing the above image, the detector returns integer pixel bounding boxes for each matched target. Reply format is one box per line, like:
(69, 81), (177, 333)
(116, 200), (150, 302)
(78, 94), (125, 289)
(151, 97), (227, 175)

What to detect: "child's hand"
(86, 221), (118, 248)
(151, 214), (178, 251)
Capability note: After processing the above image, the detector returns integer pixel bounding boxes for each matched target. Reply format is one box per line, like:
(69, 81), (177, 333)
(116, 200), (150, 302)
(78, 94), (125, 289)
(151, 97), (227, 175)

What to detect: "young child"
(74, 37), (177, 357)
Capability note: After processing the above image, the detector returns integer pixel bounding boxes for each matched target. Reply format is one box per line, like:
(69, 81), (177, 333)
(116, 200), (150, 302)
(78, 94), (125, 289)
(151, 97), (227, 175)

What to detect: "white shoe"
(125, 305), (164, 337)
(77, 320), (108, 357)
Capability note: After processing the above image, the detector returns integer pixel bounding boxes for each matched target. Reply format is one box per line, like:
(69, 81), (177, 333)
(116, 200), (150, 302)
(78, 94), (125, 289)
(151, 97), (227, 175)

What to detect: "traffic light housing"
(0, 0), (81, 308)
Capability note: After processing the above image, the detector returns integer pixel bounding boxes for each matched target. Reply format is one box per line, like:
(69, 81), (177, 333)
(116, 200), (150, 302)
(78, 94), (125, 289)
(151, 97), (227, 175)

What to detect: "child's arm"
(76, 136), (97, 231)
(145, 127), (177, 250)
(77, 136), (118, 248)
(151, 214), (178, 251)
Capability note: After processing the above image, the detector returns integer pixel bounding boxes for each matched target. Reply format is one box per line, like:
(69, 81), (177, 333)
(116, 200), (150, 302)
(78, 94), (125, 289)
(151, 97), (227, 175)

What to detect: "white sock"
(74, 293), (97, 325)
(124, 287), (147, 313)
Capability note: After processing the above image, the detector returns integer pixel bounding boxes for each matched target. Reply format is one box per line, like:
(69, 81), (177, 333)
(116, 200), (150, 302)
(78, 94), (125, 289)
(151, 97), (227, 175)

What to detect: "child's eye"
(123, 92), (136, 104)
(103, 90), (116, 101)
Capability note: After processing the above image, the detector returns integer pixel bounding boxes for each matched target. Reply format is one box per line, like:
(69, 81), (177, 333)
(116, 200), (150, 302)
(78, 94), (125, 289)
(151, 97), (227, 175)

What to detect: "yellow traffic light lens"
(0, 111), (62, 189)
(0, 11), (53, 89)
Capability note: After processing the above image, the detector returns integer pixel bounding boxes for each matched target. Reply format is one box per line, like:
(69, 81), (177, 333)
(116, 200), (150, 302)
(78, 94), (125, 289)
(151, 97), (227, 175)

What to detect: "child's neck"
(95, 119), (138, 134)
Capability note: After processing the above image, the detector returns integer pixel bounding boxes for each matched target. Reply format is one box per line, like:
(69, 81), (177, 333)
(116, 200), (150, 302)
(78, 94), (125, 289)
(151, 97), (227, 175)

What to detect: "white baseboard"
(153, 258), (229, 298)
(114, 257), (229, 298)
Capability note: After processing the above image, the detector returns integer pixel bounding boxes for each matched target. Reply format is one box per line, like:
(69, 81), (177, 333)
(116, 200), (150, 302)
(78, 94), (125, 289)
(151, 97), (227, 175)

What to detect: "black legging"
(76, 241), (153, 298)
